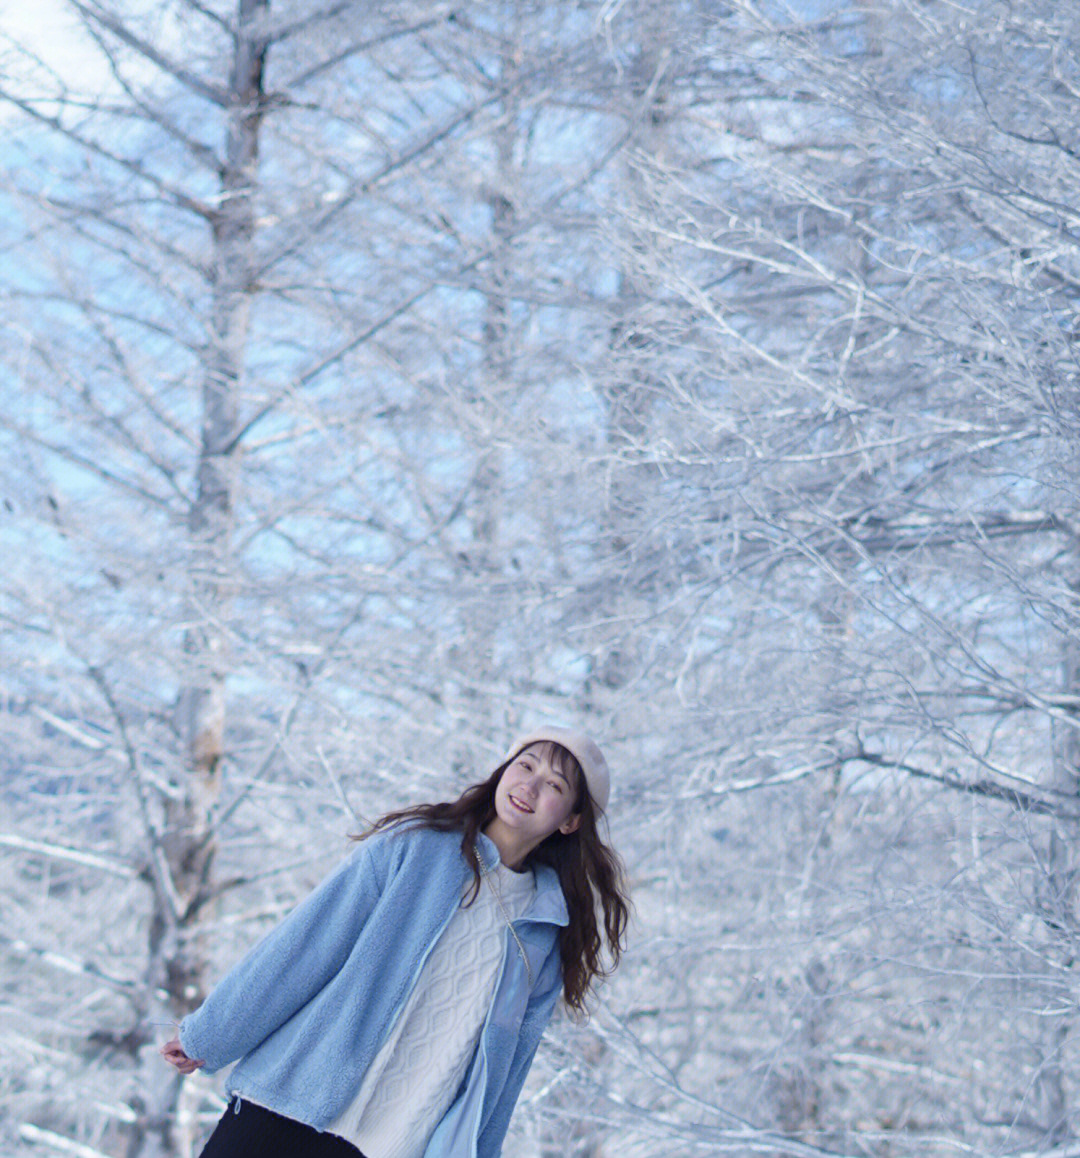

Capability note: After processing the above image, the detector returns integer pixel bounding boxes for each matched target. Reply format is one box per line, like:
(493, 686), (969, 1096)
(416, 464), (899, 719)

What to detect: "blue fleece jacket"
(179, 826), (569, 1158)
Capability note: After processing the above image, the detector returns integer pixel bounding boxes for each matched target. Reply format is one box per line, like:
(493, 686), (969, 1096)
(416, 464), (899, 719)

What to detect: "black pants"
(199, 1098), (367, 1158)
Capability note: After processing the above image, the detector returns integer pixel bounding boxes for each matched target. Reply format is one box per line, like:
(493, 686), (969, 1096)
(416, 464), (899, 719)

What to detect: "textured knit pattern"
(331, 863), (535, 1158)
(178, 828), (568, 1158)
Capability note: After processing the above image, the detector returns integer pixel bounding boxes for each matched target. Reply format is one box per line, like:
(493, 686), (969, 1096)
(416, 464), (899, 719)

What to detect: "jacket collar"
(475, 832), (570, 928)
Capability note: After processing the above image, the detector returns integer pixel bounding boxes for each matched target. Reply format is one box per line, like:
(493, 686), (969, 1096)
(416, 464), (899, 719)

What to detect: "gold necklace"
(478, 856), (535, 988)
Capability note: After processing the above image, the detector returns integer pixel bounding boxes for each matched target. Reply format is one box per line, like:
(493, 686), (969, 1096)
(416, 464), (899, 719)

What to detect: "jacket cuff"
(178, 1016), (218, 1075)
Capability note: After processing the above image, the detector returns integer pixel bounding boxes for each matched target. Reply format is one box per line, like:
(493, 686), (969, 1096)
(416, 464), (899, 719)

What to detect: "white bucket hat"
(505, 725), (610, 813)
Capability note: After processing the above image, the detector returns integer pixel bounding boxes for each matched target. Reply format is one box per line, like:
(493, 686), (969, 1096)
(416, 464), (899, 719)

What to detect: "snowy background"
(3, 1), (1079, 1156)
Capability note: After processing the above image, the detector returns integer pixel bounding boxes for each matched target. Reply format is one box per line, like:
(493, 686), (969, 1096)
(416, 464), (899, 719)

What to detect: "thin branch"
(851, 748), (1080, 821)
(269, 0), (355, 45)
(0, 88), (215, 221)
(5, 934), (139, 990)
(583, 1057), (867, 1156)
(85, 664), (184, 924)
(65, 0), (229, 107)
(181, 0), (235, 39)
(19, 1124), (113, 1158)
(0, 412), (178, 511)
(283, 12), (453, 89)
(967, 44), (1080, 164)
(75, 11), (223, 172)
(0, 834), (135, 878)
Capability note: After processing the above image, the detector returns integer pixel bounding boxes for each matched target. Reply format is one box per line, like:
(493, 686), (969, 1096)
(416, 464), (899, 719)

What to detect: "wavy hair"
(357, 742), (629, 1014)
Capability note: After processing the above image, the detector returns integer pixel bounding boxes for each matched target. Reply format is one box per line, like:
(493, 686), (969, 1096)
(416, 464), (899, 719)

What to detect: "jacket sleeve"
(476, 946), (563, 1158)
(178, 838), (386, 1073)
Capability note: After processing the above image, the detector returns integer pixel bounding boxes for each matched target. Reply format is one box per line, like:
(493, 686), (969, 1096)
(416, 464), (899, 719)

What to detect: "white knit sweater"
(329, 859), (536, 1158)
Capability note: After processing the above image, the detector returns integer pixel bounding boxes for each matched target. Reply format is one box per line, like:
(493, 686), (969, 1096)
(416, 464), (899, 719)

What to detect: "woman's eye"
(549, 781), (563, 793)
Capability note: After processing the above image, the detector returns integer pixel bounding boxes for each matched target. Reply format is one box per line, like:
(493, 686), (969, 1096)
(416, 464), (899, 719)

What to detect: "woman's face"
(493, 742), (582, 845)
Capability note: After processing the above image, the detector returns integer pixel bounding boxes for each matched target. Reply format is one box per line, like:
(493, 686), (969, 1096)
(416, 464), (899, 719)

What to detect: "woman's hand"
(160, 1036), (205, 1074)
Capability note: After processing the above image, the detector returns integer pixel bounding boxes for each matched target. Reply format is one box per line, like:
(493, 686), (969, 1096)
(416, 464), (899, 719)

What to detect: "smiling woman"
(161, 725), (629, 1158)
(488, 738), (592, 866)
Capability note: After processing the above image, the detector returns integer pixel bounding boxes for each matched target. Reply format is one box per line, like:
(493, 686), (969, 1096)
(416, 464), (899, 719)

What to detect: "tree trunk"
(128, 3), (269, 1154)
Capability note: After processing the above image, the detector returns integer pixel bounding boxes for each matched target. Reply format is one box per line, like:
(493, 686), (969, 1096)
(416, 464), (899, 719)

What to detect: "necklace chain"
(478, 855), (535, 988)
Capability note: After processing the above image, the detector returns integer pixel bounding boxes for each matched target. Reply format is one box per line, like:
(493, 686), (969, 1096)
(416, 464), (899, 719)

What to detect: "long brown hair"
(358, 743), (629, 1014)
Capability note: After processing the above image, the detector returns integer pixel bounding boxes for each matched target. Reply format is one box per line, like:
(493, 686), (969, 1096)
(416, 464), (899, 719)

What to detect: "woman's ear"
(559, 812), (582, 835)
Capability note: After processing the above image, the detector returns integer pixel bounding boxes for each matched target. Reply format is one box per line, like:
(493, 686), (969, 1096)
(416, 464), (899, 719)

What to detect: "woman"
(162, 725), (629, 1158)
